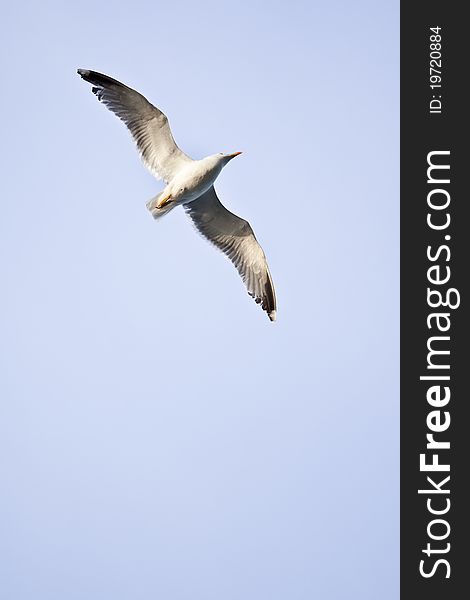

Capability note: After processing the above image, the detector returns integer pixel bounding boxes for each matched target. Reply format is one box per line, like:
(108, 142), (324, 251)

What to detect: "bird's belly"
(172, 165), (221, 204)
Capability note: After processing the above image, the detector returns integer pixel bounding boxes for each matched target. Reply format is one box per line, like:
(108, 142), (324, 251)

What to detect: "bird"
(77, 69), (276, 321)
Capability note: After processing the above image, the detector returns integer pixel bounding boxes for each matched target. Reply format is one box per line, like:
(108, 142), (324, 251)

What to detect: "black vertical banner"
(401, 2), (468, 598)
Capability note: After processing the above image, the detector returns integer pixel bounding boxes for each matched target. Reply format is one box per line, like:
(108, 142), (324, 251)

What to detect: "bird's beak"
(227, 151), (242, 159)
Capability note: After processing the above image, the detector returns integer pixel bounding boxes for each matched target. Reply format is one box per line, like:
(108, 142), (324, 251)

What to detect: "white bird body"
(160, 154), (226, 206)
(78, 69), (277, 321)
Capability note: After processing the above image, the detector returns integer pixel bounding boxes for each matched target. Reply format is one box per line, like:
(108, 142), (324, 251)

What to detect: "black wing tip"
(77, 68), (121, 89)
(248, 291), (277, 321)
(77, 68), (102, 88)
(263, 279), (276, 322)
(77, 68), (94, 82)
(77, 69), (117, 102)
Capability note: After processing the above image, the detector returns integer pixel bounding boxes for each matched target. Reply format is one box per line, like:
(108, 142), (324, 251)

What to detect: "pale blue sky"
(0, 1), (399, 598)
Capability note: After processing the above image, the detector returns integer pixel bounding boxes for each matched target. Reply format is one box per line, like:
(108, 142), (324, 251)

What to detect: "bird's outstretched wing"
(77, 69), (192, 182)
(184, 187), (276, 321)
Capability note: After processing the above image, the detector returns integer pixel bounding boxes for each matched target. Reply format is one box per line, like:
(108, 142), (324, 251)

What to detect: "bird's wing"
(78, 69), (192, 182)
(184, 187), (277, 321)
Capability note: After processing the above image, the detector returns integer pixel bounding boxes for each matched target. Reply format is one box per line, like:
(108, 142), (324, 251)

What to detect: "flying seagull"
(77, 69), (276, 321)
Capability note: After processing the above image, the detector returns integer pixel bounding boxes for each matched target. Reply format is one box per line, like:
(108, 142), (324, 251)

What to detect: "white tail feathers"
(146, 193), (177, 220)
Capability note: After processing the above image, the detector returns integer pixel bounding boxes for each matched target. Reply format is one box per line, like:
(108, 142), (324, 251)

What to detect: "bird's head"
(219, 151), (242, 164)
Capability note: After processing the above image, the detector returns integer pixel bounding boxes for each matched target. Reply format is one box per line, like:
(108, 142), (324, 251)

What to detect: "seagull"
(77, 69), (276, 321)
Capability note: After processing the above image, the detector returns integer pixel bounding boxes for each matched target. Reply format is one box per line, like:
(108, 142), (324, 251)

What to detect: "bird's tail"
(146, 193), (177, 220)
